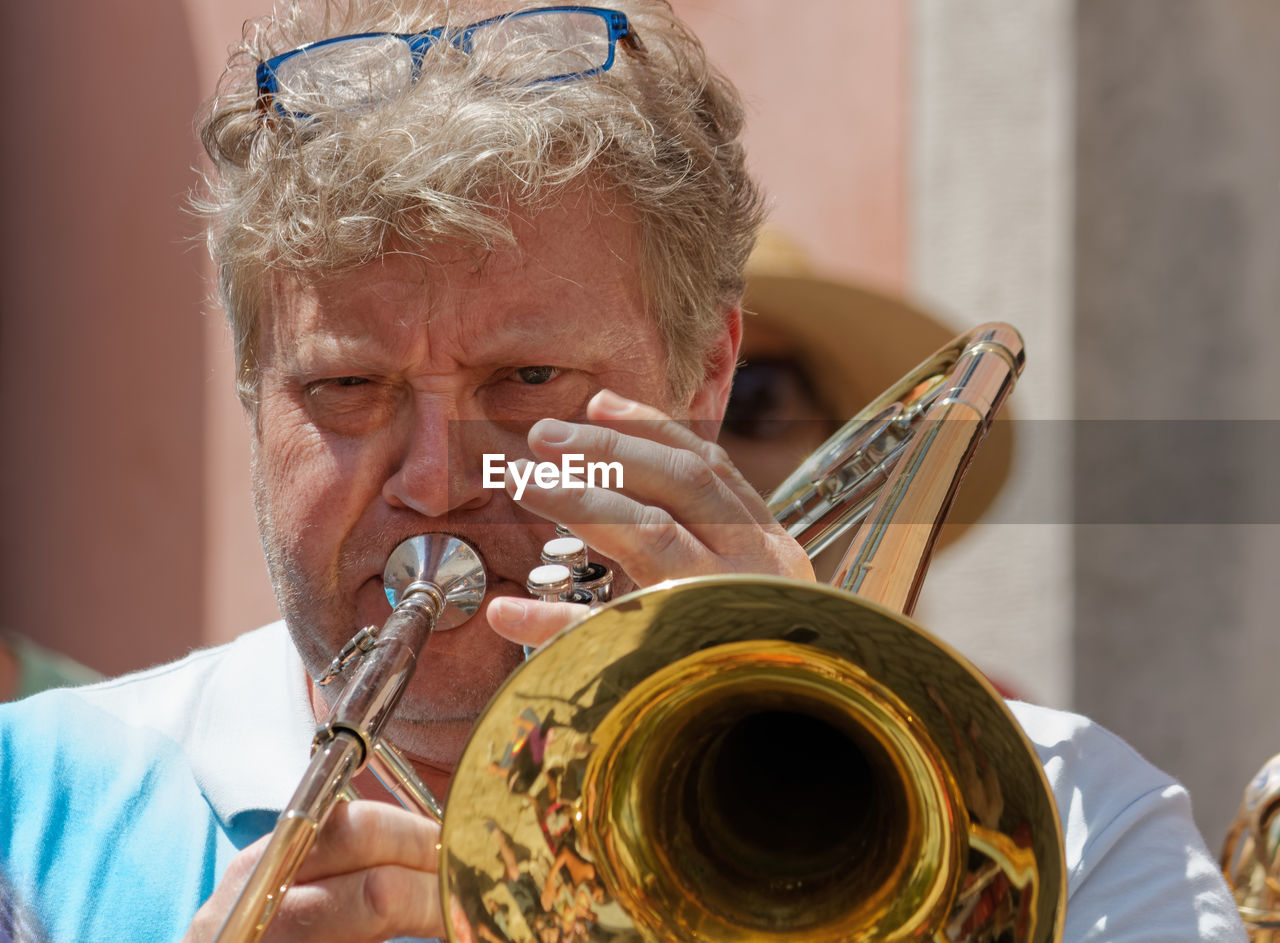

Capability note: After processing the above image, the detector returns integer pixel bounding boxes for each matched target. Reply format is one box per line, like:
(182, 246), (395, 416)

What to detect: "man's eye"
(301, 376), (399, 436)
(514, 366), (561, 385)
(306, 376), (368, 394)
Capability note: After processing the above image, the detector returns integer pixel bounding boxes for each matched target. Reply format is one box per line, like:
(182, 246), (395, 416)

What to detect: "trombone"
(216, 321), (1066, 943)
(1222, 753), (1280, 941)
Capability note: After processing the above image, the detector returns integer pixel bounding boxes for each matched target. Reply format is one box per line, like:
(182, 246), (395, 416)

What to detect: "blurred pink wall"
(0, 0), (207, 673)
(677, 0), (907, 292)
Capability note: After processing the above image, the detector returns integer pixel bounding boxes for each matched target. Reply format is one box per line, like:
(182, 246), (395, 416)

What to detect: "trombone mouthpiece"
(382, 535), (486, 631)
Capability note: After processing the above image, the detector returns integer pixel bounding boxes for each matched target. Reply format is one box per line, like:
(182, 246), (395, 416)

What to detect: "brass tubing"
(834, 323), (1023, 614)
(1221, 753), (1280, 940)
(211, 732), (364, 943)
(213, 585), (444, 943)
(369, 739), (444, 823)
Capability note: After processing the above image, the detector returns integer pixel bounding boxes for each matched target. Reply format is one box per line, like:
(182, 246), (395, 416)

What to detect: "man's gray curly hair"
(195, 0), (765, 406)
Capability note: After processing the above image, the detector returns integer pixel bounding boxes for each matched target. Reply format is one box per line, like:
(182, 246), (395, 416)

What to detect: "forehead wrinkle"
(292, 260), (438, 354)
(308, 330), (394, 363)
(483, 253), (654, 368)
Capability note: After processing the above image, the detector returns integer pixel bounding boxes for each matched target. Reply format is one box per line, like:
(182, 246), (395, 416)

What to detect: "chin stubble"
(251, 451), (526, 737)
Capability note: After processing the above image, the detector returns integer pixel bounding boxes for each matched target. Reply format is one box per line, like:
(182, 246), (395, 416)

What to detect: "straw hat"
(738, 230), (1015, 540)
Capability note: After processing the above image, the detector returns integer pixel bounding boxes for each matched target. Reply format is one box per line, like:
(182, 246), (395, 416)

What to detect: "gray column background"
(1073, 0), (1280, 845)
(914, 0), (1279, 846)
(911, 0), (1074, 713)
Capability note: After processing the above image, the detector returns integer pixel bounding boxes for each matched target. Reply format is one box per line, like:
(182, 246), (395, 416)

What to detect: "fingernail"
(490, 597), (528, 626)
(532, 418), (573, 445)
(592, 388), (635, 417)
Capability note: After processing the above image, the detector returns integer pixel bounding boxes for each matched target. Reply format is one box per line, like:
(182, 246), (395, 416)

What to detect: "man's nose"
(381, 397), (491, 518)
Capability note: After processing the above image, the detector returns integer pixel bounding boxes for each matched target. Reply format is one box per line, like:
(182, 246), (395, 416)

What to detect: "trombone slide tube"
(834, 323), (1023, 614)
(211, 732), (363, 943)
(369, 738), (445, 822)
(318, 592), (440, 754)
(212, 590), (442, 943)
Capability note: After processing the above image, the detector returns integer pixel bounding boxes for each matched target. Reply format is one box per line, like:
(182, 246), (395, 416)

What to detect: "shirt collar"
(78, 621), (318, 829)
(185, 622), (317, 826)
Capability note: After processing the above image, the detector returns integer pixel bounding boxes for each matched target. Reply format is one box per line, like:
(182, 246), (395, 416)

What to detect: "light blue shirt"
(0, 624), (310, 943)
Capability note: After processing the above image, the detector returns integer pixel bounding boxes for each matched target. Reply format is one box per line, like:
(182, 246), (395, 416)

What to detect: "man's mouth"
(346, 524), (555, 639)
(365, 568), (530, 635)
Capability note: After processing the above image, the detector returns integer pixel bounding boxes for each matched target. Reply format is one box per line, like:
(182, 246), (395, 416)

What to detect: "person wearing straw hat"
(722, 229), (1013, 546)
(722, 229), (1026, 703)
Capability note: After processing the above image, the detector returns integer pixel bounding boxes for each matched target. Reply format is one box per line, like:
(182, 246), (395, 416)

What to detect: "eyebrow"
(273, 329), (401, 375)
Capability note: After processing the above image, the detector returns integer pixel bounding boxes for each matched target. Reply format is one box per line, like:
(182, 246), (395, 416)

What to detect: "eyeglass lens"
(465, 11), (614, 82)
(273, 36), (417, 114)
(269, 10), (617, 117)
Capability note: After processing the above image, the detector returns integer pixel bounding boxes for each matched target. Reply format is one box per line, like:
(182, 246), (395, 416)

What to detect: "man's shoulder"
(1006, 698), (1184, 865)
(7, 620), (312, 816)
(62, 621), (294, 734)
(0, 622), (301, 811)
(1006, 699), (1177, 801)
(0, 623), (307, 943)
(0, 623), (260, 753)
(1005, 699), (1248, 942)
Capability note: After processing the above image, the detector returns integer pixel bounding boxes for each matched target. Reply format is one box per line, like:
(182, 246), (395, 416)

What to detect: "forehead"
(259, 189), (652, 352)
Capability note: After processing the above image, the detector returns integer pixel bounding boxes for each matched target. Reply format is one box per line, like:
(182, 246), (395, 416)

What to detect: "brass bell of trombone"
(441, 578), (1063, 942)
(440, 323), (1065, 943)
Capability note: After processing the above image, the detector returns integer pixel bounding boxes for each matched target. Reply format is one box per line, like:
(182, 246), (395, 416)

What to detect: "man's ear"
(687, 305), (743, 429)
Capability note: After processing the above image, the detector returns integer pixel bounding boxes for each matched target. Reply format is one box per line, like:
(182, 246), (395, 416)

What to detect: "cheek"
(254, 399), (391, 536)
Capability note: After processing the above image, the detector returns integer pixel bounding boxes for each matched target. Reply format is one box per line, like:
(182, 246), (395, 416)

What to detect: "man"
(0, 2), (1244, 942)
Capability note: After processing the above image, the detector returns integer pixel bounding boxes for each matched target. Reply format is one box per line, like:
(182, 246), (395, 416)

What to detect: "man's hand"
(183, 800), (442, 943)
(488, 388), (814, 650)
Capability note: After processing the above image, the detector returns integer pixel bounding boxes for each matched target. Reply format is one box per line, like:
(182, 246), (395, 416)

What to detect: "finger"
(513, 391), (813, 585)
(509, 440), (801, 584)
(525, 418), (759, 537)
(507, 479), (729, 586)
(506, 455), (811, 585)
(294, 800), (439, 883)
(486, 595), (589, 649)
(185, 806), (442, 943)
(585, 388), (778, 528)
(264, 865), (442, 943)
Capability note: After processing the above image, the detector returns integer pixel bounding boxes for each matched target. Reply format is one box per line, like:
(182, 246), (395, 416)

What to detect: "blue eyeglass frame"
(256, 5), (636, 116)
